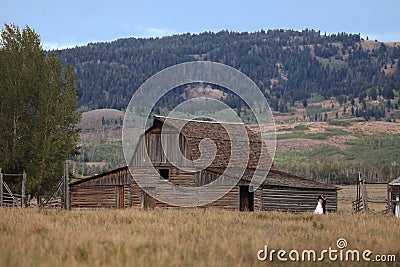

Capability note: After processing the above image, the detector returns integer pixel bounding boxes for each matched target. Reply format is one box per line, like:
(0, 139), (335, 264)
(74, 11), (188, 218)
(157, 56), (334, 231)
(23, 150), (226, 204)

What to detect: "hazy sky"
(2, 0), (399, 50)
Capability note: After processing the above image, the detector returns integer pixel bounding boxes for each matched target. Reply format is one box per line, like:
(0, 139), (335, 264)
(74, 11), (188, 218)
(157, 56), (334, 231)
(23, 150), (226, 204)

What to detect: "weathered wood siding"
(70, 167), (131, 209)
(130, 123), (199, 208)
(122, 185), (131, 208)
(254, 187), (262, 211)
(71, 186), (117, 209)
(261, 186), (338, 212)
(196, 170), (237, 187)
(130, 167), (241, 209)
(194, 170), (242, 209)
(130, 180), (143, 207)
(202, 186), (239, 210)
(132, 123), (192, 167)
(169, 167), (196, 187)
(131, 165), (197, 208)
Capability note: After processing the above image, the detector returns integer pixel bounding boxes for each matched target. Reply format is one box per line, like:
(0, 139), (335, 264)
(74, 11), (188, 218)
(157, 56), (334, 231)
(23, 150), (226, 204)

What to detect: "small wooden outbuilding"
(69, 167), (131, 209)
(70, 116), (338, 212)
(388, 178), (400, 217)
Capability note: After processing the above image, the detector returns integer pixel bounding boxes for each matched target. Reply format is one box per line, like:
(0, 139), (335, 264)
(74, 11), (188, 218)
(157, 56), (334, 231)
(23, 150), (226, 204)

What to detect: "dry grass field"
(0, 186), (399, 267)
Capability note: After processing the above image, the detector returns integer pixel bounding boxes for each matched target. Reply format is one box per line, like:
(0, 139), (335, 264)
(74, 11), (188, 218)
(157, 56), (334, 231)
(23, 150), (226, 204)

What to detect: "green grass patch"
(276, 131), (306, 140)
(325, 127), (349, 135)
(79, 143), (124, 163)
(327, 120), (352, 127)
(275, 133), (400, 183)
(293, 124), (309, 131)
(277, 124), (309, 132)
(277, 127), (349, 140)
(307, 94), (325, 103)
(274, 145), (343, 166)
(343, 134), (400, 164)
(277, 134), (399, 166)
(277, 127), (294, 132)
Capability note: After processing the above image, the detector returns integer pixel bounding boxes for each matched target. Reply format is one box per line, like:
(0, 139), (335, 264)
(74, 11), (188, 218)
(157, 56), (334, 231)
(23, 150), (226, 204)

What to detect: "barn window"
(159, 169), (170, 180)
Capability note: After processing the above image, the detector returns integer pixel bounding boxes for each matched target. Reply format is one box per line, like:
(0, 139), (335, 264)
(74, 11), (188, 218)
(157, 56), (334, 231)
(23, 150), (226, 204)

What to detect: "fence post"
(387, 183), (391, 213)
(64, 161), (70, 210)
(62, 162), (66, 209)
(0, 168), (3, 207)
(21, 171), (27, 208)
(357, 172), (361, 202)
(361, 180), (369, 212)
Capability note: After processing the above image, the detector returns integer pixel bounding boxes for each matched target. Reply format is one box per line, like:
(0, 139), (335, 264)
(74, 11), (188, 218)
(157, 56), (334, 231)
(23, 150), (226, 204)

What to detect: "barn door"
(239, 186), (254, 211)
(116, 185), (125, 209)
(142, 187), (156, 209)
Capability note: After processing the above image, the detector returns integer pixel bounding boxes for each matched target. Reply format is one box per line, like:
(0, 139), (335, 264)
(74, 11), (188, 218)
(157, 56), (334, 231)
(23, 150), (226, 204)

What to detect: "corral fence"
(1, 162), (70, 210)
(352, 173), (390, 213)
(0, 169), (29, 208)
(39, 161), (70, 210)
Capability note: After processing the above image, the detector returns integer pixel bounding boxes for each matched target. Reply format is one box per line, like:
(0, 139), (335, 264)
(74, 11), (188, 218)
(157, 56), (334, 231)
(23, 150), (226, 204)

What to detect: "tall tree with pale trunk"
(0, 23), (81, 197)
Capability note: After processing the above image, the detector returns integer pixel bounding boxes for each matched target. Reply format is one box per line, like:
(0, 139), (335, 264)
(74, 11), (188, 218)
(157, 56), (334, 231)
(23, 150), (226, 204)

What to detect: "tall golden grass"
(0, 185), (397, 266)
(0, 207), (399, 267)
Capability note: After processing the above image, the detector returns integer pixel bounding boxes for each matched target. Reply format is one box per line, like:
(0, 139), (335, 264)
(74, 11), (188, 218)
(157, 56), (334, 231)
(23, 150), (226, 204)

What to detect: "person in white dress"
(314, 196), (324, 214)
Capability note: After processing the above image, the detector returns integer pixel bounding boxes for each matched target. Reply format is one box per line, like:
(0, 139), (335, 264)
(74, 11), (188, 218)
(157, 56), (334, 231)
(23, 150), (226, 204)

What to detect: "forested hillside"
(54, 29), (400, 114)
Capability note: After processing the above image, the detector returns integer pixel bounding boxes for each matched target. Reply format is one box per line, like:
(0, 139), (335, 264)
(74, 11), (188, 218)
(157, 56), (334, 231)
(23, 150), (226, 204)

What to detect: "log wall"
(254, 187), (262, 211)
(70, 167), (131, 209)
(201, 186), (239, 210)
(261, 186), (338, 212)
(71, 186), (117, 209)
(70, 165), (338, 212)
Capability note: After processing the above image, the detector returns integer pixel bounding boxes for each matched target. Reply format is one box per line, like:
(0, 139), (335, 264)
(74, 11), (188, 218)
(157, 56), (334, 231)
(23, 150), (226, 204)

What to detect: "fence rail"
(40, 179), (64, 209)
(352, 198), (363, 212)
(2, 192), (23, 207)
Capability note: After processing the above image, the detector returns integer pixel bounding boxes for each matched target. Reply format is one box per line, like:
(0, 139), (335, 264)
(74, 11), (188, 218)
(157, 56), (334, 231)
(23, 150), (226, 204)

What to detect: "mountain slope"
(53, 29), (400, 111)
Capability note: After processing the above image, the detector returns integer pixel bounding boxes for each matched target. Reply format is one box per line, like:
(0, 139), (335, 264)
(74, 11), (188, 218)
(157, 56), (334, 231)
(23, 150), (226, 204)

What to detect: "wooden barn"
(70, 116), (338, 212)
(388, 178), (400, 217)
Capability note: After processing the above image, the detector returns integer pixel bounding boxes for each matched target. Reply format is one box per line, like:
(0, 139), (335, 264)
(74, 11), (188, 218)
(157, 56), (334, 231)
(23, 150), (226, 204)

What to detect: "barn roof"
(69, 166), (129, 186)
(153, 116), (273, 170)
(206, 167), (338, 190)
(264, 169), (338, 189)
(389, 177), (400, 186)
(153, 116), (337, 190)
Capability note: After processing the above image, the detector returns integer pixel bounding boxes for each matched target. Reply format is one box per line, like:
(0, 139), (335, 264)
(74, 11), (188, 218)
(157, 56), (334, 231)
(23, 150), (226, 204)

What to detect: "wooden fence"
(353, 173), (390, 213)
(39, 161), (70, 210)
(1, 162), (69, 209)
(39, 180), (63, 208)
(0, 169), (29, 208)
